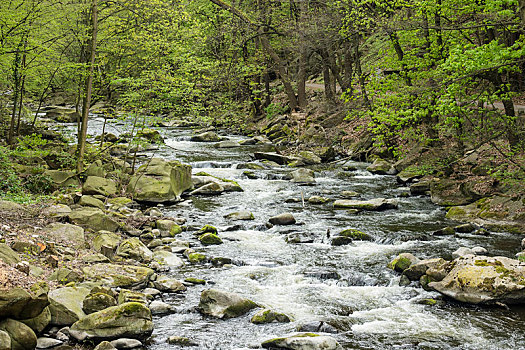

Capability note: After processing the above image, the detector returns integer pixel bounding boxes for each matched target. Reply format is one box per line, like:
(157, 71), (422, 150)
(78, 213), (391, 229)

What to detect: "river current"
(63, 117), (525, 349)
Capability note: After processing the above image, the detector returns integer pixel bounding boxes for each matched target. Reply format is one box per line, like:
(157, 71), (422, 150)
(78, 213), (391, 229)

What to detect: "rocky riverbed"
(1, 115), (525, 350)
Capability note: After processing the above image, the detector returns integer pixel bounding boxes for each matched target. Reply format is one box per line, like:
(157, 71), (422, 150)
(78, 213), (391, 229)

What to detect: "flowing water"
(63, 117), (525, 349)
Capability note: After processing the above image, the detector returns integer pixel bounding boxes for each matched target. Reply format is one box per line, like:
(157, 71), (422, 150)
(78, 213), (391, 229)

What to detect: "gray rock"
(0, 319), (37, 350)
(333, 198), (398, 211)
(198, 289), (258, 319)
(366, 158), (396, 175)
(43, 223), (85, 249)
(94, 341), (117, 350)
(79, 195), (105, 209)
(269, 213), (296, 225)
(116, 238), (153, 263)
(149, 300), (175, 315)
(224, 211), (255, 221)
(190, 182), (224, 196)
(403, 258), (447, 281)
(153, 251), (184, 267)
(214, 140), (240, 148)
(429, 255), (525, 304)
(290, 168), (315, 184)
(128, 158), (192, 203)
(48, 287), (90, 326)
(82, 264), (154, 289)
(110, 339), (143, 349)
(68, 207), (119, 232)
(254, 152), (295, 165)
(36, 337), (63, 349)
(82, 176), (117, 197)
(190, 131), (221, 142)
(0, 330), (10, 350)
(153, 276), (187, 293)
(261, 333), (342, 350)
(0, 243), (20, 264)
(69, 302), (153, 342)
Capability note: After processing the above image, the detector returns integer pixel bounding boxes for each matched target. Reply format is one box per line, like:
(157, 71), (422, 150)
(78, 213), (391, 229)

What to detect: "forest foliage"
(1, 0), (524, 166)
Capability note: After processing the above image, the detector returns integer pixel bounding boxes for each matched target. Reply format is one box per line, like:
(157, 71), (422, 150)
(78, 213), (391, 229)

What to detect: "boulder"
(42, 204), (72, 218)
(224, 211), (255, 221)
(366, 158), (396, 175)
(36, 337), (63, 349)
(199, 233), (223, 246)
(446, 196), (525, 234)
(115, 238), (153, 263)
(290, 168), (315, 184)
(20, 306), (51, 334)
(148, 300), (175, 315)
(198, 289), (258, 319)
(82, 176), (117, 197)
(254, 152), (295, 165)
(153, 251), (184, 267)
(45, 107), (80, 123)
(68, 207), (119, 232)
(128, 158), (192, 203)
(214, 140), (240, 148)
(79, 195), (105, 209)
(48, 287), (90, 326)
(49, 267), (83, 285)
(42, 223), (85, 249)
(110, 338), (143, 349)
(333, 198), (398, 211)
(156, 220), (182, 237)
(429, 256), (525, 304)
(269, 213), (296, 225)
(251, 309), (292, 324)
(0, 330), (10, 350)
(153, 276), (187, 293)
(118, 290), (148, 305)
(190, 182), (224, 196)
(137, 128), (163, 143)
(94, 341), (117, 350)
(430, 178), (476, 206)
(0, 200), (23, 211)
(0, 286), (49, 320)
(261, 333), (342, 350)
(410, 181), (431, 196)
(69, 302), (153, 342)
(0, 319), (37, 350)
(452, 246), (487, 259)
(388, 253), (420, 273)
(43, 170), (78, 188)
(83, 293), (117, 314)
(93, 231), (121, 252)
(403, 258), (447, 281)
(82, 264), (154, 289)
(190, 131), (221, 142)
(308, 196), (330, 204)
(297, 151), (322, 165)
(86, 160), (106, 177)
(0, 243), (20, 264)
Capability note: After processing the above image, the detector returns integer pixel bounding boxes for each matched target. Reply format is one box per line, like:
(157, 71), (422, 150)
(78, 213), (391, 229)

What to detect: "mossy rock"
(69, 302), (153, 342)
(197, 225), (218, 235)
(199, 233), (223, 246)
(198, 289), (258, 319)
(338, 229), (373, 241)
(251, 309), (292, 324)
(188, 253), (207, 263)
(388, 253), (419, 273)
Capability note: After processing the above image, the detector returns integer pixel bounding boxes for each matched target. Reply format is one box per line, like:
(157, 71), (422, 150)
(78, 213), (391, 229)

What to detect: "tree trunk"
(354, 40), (371, 111)
(77, 0), (98, 173)
(8, 39), (23, 145)
(297, 47), (308, 109)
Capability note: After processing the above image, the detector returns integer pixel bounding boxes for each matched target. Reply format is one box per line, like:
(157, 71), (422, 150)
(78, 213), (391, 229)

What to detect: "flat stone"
(36, 337), (63, 349)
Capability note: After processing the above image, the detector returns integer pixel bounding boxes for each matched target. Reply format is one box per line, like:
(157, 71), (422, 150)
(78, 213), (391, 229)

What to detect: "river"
(65, 117), (525, 349)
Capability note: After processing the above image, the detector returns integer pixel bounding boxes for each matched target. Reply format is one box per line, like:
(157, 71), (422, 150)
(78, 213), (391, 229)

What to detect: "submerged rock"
(198, 289), (258, 319)
(261, 333), (342, 350)
(429, 255), (525, 305)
